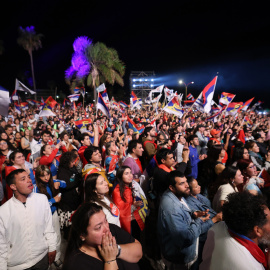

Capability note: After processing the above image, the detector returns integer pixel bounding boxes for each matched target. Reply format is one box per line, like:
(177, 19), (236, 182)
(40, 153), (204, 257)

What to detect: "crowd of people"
(1, 101), (270, 270)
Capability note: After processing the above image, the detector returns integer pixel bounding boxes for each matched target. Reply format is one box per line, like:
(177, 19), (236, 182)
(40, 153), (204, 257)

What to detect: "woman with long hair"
(197, 144), (226, 196)
(14, 131), (22, 150)
(230, 146), (250, 166)
(245, 140), (265, 170)
(104, 141), (123, 186)
(112, 166), (148, 241)
(210, 166), (244, 212)
(33, 165), (66, 269)
(84, 173), (120, 226)
(85, 123), (95, 145)
(20, 128), (32, 159)
(39, 141), (66, 179)
(237, 158), (264, 195)
(62, 202), (142, 270)
(57, 151), (82, 239)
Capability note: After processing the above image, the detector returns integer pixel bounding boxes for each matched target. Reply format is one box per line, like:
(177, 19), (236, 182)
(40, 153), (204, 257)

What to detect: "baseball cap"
(210, 129), (221, 136)
(33, 129), (41, 137)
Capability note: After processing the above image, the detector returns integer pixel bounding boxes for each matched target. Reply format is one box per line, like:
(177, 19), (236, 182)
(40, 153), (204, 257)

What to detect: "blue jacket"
(188, 145), (200, 179)
(186, 194), (216, 241)
(157, 190), (213, 264)
(33, 179), (66, 214)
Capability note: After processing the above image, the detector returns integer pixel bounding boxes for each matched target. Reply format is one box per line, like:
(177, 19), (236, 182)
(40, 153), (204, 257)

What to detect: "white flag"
(39, 105), (56, 117)
(0, 86), (10, 116)
(96, 83), (106, 92)
(15, 79), (36, 95)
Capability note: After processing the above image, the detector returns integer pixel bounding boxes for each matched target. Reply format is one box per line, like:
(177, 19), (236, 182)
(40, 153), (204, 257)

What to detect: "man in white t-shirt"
(200, 192), (270, 270)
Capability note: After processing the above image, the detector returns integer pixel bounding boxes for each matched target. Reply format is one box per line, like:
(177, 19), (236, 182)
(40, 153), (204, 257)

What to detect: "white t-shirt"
(212, 184), (238, 213)
(200, 221), (264, 270)
(99, 196), (121, 227)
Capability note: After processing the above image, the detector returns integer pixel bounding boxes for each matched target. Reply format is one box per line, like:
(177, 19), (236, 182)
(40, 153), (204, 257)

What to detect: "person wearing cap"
(30, 130), (54, 163)
(30, 129), (41, 149)
(254, 131), (267, 157)
(244, 127), (254, 141)
(209, 129), (222, 144)
(195, 124), (208, 155)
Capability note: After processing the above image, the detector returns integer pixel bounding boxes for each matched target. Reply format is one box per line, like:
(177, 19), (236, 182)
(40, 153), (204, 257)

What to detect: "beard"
(174, 188), (190, 199)
(258, 230), (270, 246)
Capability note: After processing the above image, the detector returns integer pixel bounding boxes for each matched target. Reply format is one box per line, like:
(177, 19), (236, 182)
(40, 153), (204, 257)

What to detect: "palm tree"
(17, 26), (43, 99)
(65, 36), (125, 103)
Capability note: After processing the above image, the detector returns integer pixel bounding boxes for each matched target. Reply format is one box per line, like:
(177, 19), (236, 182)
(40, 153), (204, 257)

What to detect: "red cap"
(210, 129), (221, 136)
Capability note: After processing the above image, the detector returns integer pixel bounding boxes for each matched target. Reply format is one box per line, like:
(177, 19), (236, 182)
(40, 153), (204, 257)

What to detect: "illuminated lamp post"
(179, 80), (194, 101)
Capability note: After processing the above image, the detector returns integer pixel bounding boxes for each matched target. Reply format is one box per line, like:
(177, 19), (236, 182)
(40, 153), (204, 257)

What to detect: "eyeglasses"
(0, 142), (7, 145)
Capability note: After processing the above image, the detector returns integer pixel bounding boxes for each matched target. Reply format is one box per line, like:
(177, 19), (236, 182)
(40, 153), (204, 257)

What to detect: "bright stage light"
(151, 84), (154, 87)
(151, 79), (154, 81)
(133, 84), (136, 87)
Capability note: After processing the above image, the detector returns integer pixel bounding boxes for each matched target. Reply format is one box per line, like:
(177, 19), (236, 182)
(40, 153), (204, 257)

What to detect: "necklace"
(79, 246), (101, 261)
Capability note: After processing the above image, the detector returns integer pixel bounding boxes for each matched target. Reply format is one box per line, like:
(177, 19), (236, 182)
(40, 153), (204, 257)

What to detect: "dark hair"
(79, 133), (90, 144)
(60, 131), (69, 141)
(84, 145), (100, 163)
(168, 170), (185, 188)
(84, 173), (112, 212)
(237, 158), (252, 174)
(115, 166), (134, 202)
(40, 144), (50, 157)
(222, 192), (268, 237)
(59, 151), (78, 168)
(6, 168), (26, 186)
(245, 140), (256, 151)
(35, 165), (58, 199)
(63, 203), (103, 267)
(105, 141), (114, 156)
(187, 134), (198, 144)
(187, 177), (196, 193)
(8, 150), (24, 165)
(127, 140), (141, 154)
(155, 148), (173, 165)
(0, 138), (16, 152)
(237, 158), (253, 184)
(207, 144), (223, 162)
(208, 166), (239, 202)
(231, 147), (245, 163)
(143, 126), (153, 137)
(41, 130), (51, 137)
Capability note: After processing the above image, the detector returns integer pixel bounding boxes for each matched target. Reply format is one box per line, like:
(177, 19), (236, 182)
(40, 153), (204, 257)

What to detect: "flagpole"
(186, 90), (202, 115)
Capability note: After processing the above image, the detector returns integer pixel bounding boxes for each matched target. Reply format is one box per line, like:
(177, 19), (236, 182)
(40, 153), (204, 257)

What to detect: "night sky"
(1, 0), (270, 107)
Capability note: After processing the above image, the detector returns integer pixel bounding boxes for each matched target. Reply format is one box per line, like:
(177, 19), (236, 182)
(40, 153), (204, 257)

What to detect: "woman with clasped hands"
(62, 202), (142, 270)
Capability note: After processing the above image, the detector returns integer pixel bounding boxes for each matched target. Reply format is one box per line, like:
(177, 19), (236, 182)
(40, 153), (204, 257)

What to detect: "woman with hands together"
(63, 203), (142, 270)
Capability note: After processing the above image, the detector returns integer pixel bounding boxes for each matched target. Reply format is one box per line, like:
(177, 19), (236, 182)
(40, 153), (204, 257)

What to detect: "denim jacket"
(158, 190), (209, 264)
(186, 194), (216, 242)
